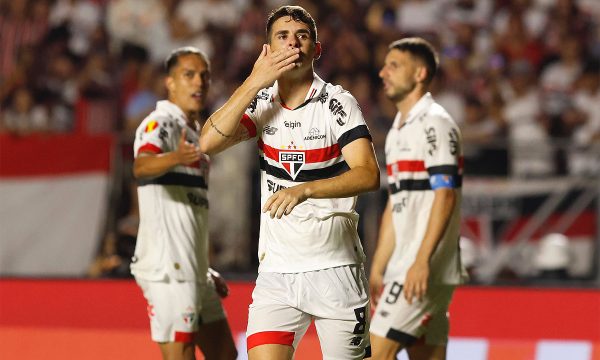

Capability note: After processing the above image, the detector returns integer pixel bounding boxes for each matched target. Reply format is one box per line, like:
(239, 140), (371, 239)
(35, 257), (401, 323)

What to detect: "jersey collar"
(272, 72), (326, 110)
(392, 92), (434, 128)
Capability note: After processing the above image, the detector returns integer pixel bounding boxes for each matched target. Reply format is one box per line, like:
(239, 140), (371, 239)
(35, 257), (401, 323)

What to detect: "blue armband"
(429, 174), (458, 190)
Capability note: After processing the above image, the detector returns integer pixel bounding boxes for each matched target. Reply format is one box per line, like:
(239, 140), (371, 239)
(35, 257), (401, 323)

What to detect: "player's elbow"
(364, 165), (381, 192)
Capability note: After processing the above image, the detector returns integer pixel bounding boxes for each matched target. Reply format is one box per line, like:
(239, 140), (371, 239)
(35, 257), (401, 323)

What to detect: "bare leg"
(248, 344), (294, 360)
(407, 343), (446, 360)
(159, 341), (196, 360)
(370, 333), (404, 360)
(195, 319), (238, 360)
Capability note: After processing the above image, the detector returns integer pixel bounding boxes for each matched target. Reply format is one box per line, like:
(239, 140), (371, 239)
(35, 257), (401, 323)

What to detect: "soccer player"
(199, 6), (380, 360)
(369, 38), (467, 360)
(131, 47), (237, 360)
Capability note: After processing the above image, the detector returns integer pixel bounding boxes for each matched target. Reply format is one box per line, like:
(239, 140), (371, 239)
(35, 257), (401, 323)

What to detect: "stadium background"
(0, 0), (599, 359)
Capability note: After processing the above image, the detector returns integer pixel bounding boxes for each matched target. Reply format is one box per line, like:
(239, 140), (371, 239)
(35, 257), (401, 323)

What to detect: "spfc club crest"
(279, 151), (305, 180)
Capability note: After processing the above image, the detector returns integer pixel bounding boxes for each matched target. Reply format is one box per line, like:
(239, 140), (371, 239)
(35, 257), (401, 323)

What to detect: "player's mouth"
(191, 92), (203, 100)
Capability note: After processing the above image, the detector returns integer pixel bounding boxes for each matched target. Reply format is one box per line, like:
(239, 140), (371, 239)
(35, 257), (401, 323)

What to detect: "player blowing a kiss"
(199, 5), (380, 360)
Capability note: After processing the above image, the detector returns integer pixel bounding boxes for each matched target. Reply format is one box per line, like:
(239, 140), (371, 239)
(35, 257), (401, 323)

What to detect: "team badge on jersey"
(279, 151), (305, 180)
(145, 120), (158, 133)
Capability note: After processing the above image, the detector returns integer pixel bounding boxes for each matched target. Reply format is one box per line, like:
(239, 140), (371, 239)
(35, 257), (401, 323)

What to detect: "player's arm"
(199, 45), (299, 155)
(262, 137), (380, 218)
(403, 186), (456, 305)
(369, 198), (395, 307)
(133, 128), (200, 179)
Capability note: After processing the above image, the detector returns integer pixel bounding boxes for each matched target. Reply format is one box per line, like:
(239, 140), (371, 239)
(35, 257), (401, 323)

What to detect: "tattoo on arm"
(209, 118), (232, 138)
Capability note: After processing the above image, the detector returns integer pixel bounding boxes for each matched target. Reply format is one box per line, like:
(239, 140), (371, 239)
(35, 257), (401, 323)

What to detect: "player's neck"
(185, 111), (202, 131)
(277, 70), (313, 109)
(396, 89), (426, 122)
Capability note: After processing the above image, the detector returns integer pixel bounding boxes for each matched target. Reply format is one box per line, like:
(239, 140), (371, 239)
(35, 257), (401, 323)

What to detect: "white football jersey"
(132, 100), (210, 282)
(384, 93), (466, 285)
(241, 74), (372, 273)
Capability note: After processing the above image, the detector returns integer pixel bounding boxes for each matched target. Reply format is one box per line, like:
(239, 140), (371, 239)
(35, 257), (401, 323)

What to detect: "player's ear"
(415, 66), (427, 83)
(165, 75), (175, 93)
(314, 42), (322, 60)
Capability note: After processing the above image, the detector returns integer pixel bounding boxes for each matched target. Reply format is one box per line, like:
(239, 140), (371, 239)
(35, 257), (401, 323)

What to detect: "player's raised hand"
(248, 44), (300, 89)
(262, 183), (308, 219)
(176, 128), (201, 165)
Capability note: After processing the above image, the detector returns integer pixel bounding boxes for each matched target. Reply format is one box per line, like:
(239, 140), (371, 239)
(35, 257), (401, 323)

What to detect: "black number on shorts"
(385, 281), (403, 304)
(352, 306), (367, 334)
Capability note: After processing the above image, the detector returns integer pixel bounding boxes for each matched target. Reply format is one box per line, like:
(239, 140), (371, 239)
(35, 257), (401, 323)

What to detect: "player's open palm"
(404, 261), (430, 305)
(249, 44), (300, 89)
(176, 128), (201, 165)
(262, 184), (308, 219)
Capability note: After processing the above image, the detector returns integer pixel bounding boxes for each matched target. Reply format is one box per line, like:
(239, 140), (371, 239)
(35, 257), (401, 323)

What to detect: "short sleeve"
(328, 92), (372, 149)
(241, 90), (271, 139)
(134, 116), (171, 157)
(423, 116), (462, 178)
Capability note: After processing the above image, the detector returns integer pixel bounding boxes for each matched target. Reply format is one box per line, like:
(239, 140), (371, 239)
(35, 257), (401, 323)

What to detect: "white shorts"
(247, 265), (371, 359)
(370, 282), (455, 347)
(135, 276), (226, 343)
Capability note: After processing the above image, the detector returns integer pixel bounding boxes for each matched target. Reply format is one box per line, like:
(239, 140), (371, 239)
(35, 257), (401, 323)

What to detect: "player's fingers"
(262, 193), (277, 213)
(284, 199), (297, 215)
(277, 53), (300, 70)
(404, 284), (413, 305)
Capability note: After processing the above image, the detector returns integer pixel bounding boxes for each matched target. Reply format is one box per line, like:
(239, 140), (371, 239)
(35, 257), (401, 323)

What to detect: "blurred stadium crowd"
(1, 0), (599, 282)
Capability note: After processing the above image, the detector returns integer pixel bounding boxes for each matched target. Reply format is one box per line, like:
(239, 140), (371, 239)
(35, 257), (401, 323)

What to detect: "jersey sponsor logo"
(187, 192), (209, 208)
(304, 127), (326, 141)
(425, 126), (437, 155)
(329, 98), (347, 126)
(449, 128), (459, 155)
(159, 127), (168, 141)
(144, 120), (158, 133)
(267, 179), (287, 193)
(263, 125), (278, 135)
(317, 91), (329, 104)
(284, 120), (301, 129)
(392, 197), (408, 213)
(279, 151), (305, 180)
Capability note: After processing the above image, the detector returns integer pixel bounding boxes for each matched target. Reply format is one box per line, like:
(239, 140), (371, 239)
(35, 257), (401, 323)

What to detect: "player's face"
(379, 49), (420, 103)
(269, 16), (320, 72)
(166, 54), (210, 115)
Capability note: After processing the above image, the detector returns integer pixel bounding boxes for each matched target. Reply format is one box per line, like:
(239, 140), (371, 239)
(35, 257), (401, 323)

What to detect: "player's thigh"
(247, 272), (312, 353)
(370, 283), (453, 348)
(407, 343), (447, 360)
(369, 332), (403, 360)
(196, 319), (237, 360)
(136, 278), (200, 344)
(310, 266), (371, 360)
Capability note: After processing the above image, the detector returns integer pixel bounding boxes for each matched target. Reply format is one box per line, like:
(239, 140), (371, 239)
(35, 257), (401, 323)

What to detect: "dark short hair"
(164, 46), (210, 74)
(266, 5), (317, 42)
(389, 37), (439, 85)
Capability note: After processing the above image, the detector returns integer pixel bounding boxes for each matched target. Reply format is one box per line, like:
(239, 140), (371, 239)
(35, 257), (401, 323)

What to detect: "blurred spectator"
(0, 86), (49, 135)
(48, 0), (102, 56)
(501, 59), (555, 177)
(123, 63), (166, 140)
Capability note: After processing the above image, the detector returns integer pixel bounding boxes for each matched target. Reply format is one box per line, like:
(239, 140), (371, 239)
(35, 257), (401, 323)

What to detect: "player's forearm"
(414, 188), (456, 264)
(301, 163), (380, 199)
(133, 152), (181, 179)
(370, 201), (395, 276)
(200, 80), (261, 155)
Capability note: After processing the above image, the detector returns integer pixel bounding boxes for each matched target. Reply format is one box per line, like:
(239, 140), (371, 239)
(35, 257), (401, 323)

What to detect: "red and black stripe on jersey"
(259, 125), (371, 182)
(386, 160), (463, 194)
